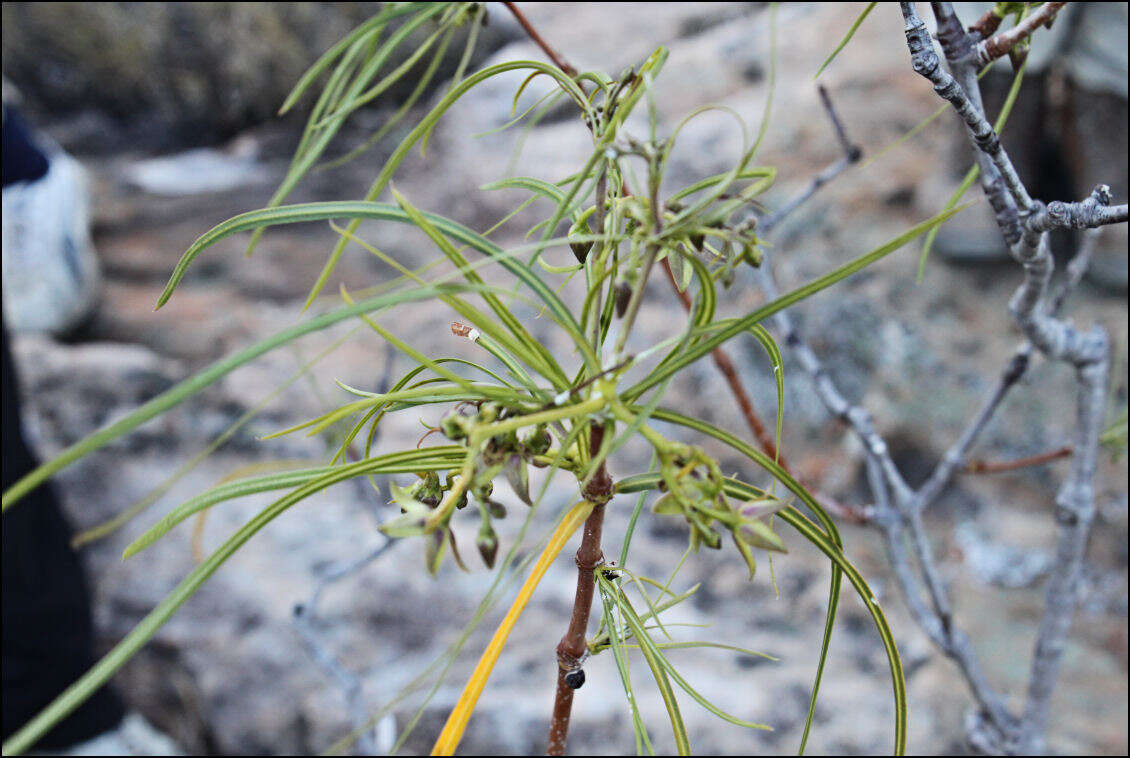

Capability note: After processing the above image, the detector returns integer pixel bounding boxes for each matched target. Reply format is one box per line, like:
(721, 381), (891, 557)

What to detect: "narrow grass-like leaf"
(155, 200), (594, 382)
(278, 5), (421, 115)
(613, 580), (769, 732)
(626, 202), (973, 402)
(390, 187), (585, 382)
(601, 574), (690, 755)
(302, 59), (590, 309)
(814, 3), (877, 79)
(328, 222), (549, 399)
(71, 324), (363, 546)
(619, 407), (906, 755)
(249, 3), (451, 256)
(123, 447), (464, 559)
(630, 406), (843, 753)
(3, 284), (483, 513)
(598, 581), (657, 755)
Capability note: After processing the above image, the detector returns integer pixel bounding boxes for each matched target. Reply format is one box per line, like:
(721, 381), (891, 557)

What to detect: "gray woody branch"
(901, 3), (1114, 752)
(752, 4), (1121, 754)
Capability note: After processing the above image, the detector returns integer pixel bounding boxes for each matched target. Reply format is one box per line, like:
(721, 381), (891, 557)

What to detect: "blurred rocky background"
(2, 2), (1127, 755)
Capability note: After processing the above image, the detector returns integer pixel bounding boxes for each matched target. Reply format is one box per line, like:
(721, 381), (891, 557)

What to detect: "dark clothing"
(2, 107), (49, 186)
(2, 110), (125, 748)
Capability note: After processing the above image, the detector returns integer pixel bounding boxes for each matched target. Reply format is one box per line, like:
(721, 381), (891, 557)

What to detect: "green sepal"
(732, 531), (758, 580)
(652, 493), (685, 515)
(425, 528), (447, 575)
(737, 518), (787, 554)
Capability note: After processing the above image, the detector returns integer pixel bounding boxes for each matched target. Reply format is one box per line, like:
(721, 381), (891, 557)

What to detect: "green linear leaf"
(123, 447), (464, 559)
(2, 283), (483, 513)
(277, 4), (418, 115)
(597, 581), (658, 756)
(72, 324), (364, 547)
(814, 2), (877, 79)
(389, 187), (581, 383)
(154, 200), (594, 381)
(302, 58), (590, 309)
(618, 407), (906, 756)
(626, 202), (973, 401)
(602, 575), (690, 755)
(251, 4), (451, 255)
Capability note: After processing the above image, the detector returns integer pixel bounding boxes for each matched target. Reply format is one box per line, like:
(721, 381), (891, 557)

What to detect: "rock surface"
(6, 3), (1127, 755)
(1, 2), (519, 153)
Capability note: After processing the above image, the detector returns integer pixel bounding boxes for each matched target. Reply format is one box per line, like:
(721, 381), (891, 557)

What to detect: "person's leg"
(1, 323), (126, 749)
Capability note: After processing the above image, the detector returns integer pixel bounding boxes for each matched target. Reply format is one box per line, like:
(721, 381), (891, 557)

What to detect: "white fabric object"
(122, 145), (268, 197)
(2, 148), (101, 335)
(56, 712), (183, 756)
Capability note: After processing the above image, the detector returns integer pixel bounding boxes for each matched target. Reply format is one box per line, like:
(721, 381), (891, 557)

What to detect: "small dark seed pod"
(615, 281), (632, 318)
(570, 239), (594, 264)
(564, 668), (585, 690)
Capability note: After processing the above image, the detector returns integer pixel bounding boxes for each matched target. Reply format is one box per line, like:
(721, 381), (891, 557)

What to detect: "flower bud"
(476, 520), (499, 568)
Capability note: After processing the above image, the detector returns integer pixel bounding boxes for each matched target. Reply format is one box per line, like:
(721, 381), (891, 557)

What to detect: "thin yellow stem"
(431, 501), (595, 755)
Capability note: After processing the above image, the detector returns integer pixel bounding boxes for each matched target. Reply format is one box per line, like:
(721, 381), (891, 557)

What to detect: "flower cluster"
(381, 401), (556, 573)
(653, 443), (788, 577)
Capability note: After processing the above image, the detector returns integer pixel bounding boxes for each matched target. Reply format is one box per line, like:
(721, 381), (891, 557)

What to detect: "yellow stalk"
(431, 500), (595, 755)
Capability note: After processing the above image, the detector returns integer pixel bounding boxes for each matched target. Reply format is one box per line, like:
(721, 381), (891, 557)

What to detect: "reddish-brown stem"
(661, 258), (786, 466)
(963, 445), (1073, 474)
(498, 7), (604, 752)
(974, 1), (1066, 66)
(659, 258), (879, 524)
(547, 424), (612, 755)
(502, 2), (578, 78)
(967, 8), (1004, 39)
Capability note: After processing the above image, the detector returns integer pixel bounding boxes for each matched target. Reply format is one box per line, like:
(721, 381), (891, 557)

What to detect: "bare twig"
(502, 2), (578, 78)
(293, 540), (398, 756)
(818, 83), (862, 163)
(761, 86), (862, 235)
(547, 425), (612, 755)
(904, 4), (1034, 213)
(915, 226), (1100, 511)
(966, 7), (1004, 40)
(1026, 187), (1128, 233)
(898, 4), (1116, 752)
(963, 446), (1073, 474)
(971, 2), (1067, 68)
(750, 6), (1121, 753)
